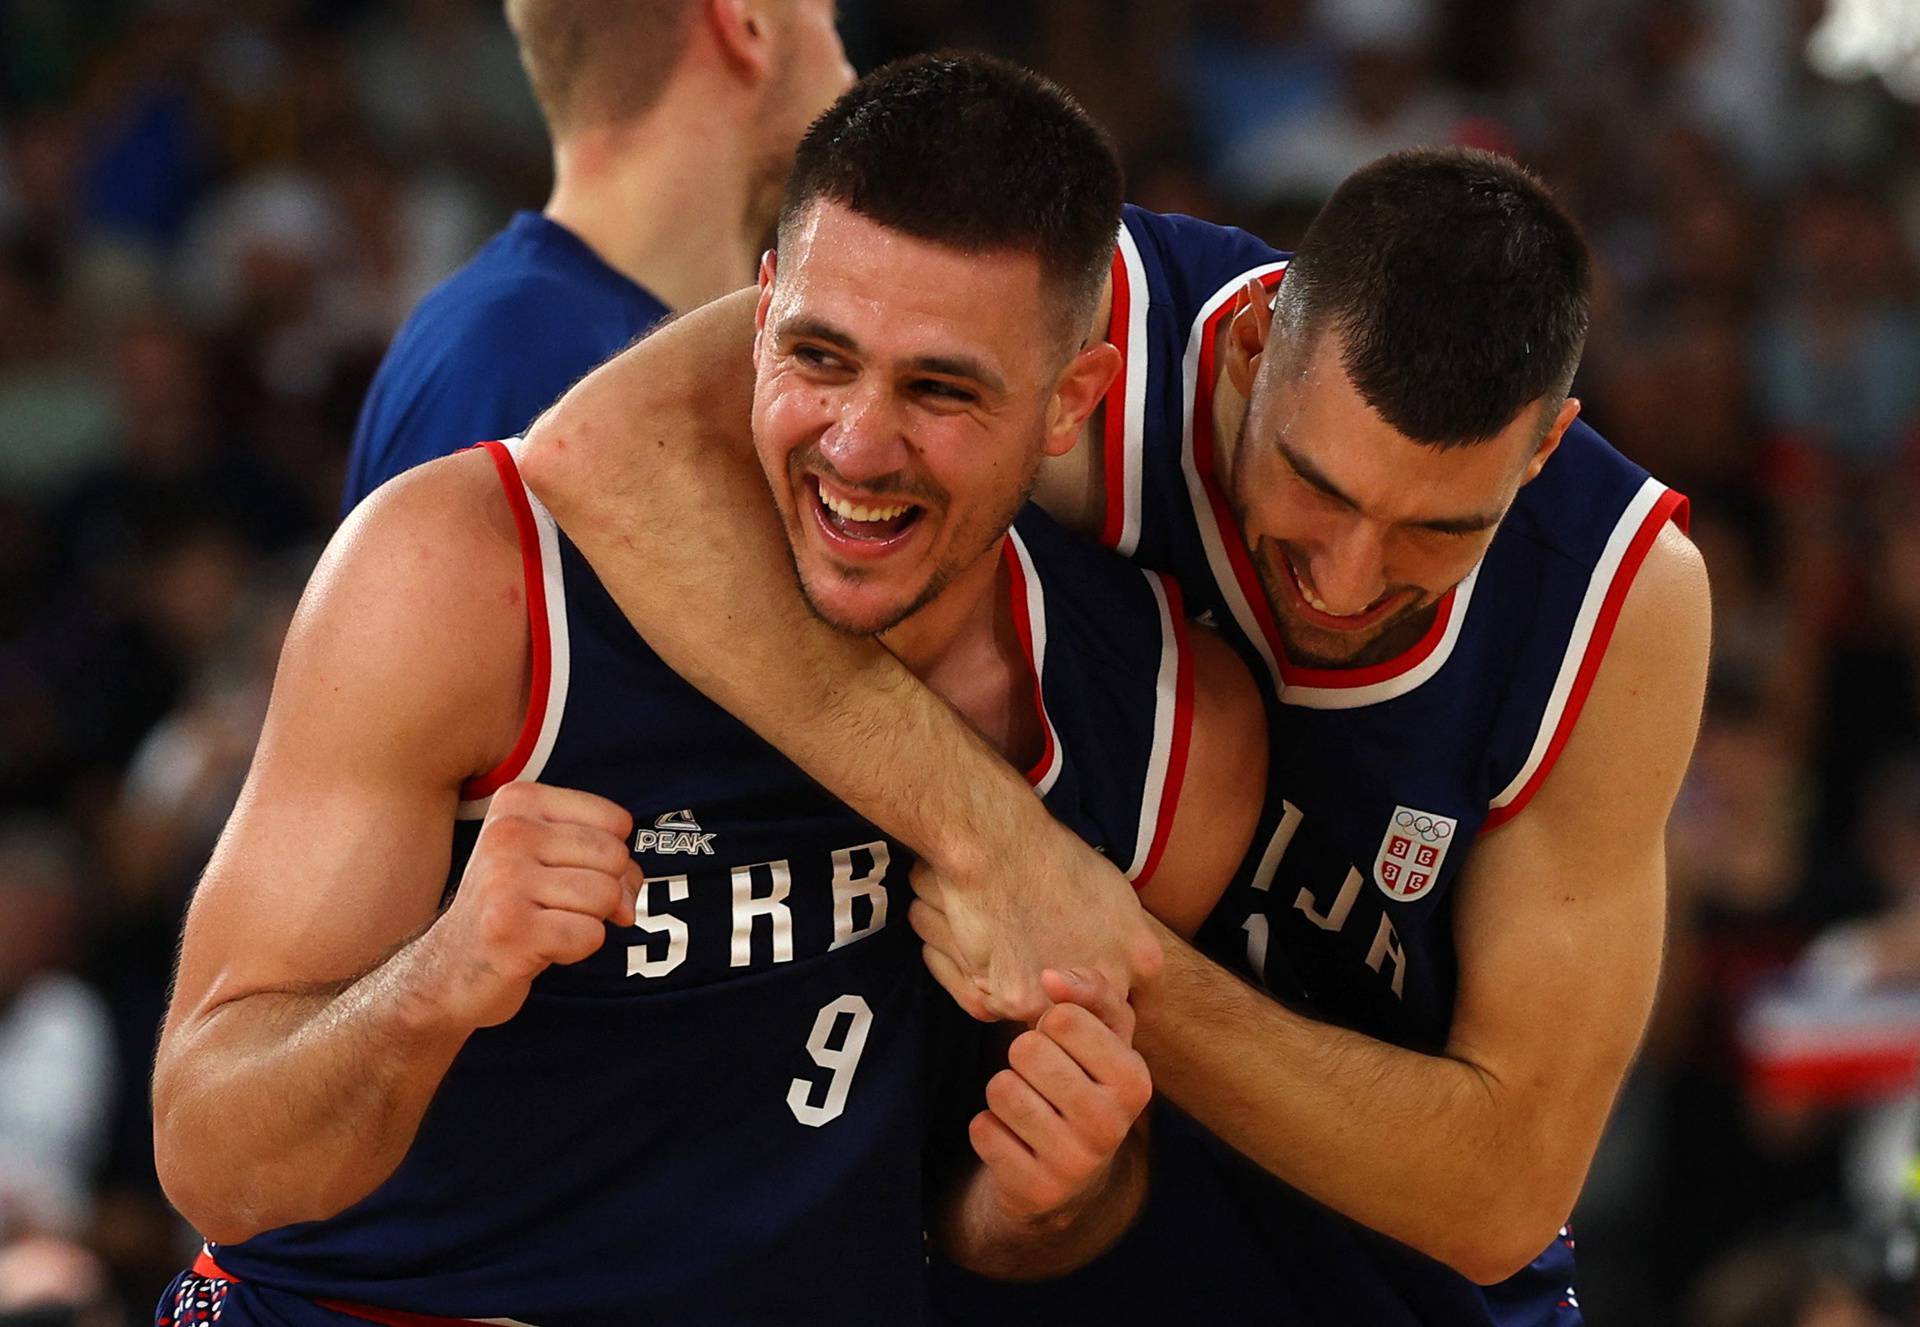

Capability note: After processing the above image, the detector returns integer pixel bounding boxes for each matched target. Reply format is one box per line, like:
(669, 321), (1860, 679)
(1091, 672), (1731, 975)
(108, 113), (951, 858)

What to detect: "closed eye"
(792, 344), (845, 370)
(912, 379), (977, 404)
(1291, 467), (1350, 509)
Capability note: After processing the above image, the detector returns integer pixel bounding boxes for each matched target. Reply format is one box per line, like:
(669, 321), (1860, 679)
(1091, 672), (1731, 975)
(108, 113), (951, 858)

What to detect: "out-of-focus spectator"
(1217, 0), (1466, 206)
(0, 113), (83, 251)
(1178, 0), (1336, 170)
(1754, 184), (1920, 476)
(0, 820), (114, 1242)
(106, 551), (308, 912)
(0, 237), (114, 503)
(1669, 685), (1810, 922)
(0, 1235), (121, 1327)
(1685, 1236), (1885, 1327)
(60, 314), (313, 582)
(350, 0), (549, 193)
(69, 6), (216, 253)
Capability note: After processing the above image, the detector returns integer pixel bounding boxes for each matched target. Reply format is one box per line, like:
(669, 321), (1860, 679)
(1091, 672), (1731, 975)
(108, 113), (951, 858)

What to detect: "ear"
(752, 249), (777, 356)
(1224, 278), (1275, 397)
(1521, 396), (1581, 485)
(707, 0), (774, 82)
(1043, 342), (1123, 459)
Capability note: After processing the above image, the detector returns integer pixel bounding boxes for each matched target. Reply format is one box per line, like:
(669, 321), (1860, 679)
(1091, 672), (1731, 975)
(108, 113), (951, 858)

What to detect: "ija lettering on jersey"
(1238, 800), (1414, 1004)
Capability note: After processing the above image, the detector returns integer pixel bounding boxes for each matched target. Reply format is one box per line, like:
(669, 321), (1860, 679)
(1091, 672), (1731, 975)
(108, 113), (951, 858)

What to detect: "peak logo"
(636, 809), (717, 856)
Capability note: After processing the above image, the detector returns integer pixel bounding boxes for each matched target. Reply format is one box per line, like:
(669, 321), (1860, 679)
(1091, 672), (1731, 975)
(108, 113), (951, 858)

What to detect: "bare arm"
(1129, 527), (1710, 1283)
(518, 290), (1155, 1019)
(152, 457), (639, 1243)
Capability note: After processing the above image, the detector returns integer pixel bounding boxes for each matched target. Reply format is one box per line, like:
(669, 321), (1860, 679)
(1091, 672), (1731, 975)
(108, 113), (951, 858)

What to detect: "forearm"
(154, 933), (471, 1243)
(934, 1130), (1148, 1281)
(1134, 920), (1561, 1283)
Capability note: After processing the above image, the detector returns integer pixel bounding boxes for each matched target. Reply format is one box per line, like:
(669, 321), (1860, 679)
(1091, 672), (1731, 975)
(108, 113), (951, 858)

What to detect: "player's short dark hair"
(1275, 147), (1591, 447)
(504, 0), (696, 136)
(777, 53), (1124, 345)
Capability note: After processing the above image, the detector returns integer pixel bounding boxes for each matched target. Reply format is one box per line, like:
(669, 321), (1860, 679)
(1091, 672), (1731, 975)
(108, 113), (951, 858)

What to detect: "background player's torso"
(342, 213), (669, 511)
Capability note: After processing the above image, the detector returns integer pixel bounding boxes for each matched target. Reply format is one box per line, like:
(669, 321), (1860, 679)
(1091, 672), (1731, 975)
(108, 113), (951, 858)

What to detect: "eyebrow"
(1276, 438), (1504, 535)
(777, 316), (1007, 396)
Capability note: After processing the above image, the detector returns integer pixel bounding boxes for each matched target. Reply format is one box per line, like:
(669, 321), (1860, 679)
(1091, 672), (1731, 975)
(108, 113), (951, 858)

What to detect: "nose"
(1306, 520), (1389, 615)
(817, 384), (910, 487)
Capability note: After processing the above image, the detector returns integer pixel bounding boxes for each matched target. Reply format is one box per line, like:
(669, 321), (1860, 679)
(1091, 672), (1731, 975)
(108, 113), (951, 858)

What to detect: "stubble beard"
(783, 460), (1040, 639)
(1250, 549), (1441, 670)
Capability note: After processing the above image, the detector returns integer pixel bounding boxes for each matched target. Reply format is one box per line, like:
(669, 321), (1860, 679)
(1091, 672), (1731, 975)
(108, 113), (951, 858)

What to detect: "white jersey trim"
(457, 437), (573, 820)
(1487, 476), (1670, 814)
(1112, 223), (1152, 558)
(1178, 261), (1290, 697)
(1006, 529), (1065, 798)
(1124, 569), (1183, 882)
(1280, 564), (1483, 710)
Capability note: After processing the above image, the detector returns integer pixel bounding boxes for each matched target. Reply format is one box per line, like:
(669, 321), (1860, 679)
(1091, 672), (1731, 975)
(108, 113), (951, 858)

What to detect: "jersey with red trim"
(165, 442), (1193, 1327)
(938, 207), (1687, 1326)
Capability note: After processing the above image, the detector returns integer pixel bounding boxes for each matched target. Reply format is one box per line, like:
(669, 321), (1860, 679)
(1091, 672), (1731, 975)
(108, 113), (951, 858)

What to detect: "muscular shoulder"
(1619, 521), (1711, 637)
(291, 449), (530, 784)
(1572, 521), (1710, 773)
(1497, 522), (1709, 859)
(324, 449), (521, 631)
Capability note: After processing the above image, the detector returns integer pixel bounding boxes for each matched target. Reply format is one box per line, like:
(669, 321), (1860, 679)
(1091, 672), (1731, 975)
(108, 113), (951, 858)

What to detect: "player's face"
(751, 202), (1070, 635)
(752, 203), (1082, 637)
(1230, 332), (1565, 669)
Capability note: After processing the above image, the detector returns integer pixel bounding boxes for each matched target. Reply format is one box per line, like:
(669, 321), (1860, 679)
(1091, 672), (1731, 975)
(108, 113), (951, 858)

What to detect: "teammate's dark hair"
(1275, 147), (1591, 447)
(777, 53), (1123, 345)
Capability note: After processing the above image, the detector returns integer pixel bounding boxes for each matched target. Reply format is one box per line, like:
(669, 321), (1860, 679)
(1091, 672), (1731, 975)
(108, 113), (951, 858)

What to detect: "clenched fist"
(418, 782), (643, 1030)
(971, 968), (1153, 1227)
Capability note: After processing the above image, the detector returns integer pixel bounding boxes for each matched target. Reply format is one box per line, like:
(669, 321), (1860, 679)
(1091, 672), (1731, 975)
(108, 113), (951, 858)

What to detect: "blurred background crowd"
(1, 0), (1918, 1323)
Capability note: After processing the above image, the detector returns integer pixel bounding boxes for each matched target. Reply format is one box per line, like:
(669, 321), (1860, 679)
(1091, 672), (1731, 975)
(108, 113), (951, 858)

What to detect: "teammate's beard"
(1245, 536), (1440, 669)
(1227, 412), (1439, 670)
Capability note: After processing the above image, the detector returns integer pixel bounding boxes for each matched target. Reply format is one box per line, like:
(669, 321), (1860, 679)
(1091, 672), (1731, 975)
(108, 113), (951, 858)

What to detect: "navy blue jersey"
(341, 212), (668, 512)
(937, 207), (1688, 1326)
(164, 439), (1198, 1327)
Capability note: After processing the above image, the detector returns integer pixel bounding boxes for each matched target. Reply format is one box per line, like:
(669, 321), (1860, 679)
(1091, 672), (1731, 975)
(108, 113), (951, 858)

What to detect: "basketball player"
(341, 0), (853, 510)
(515, 138), (1713, 1321)
(150, 59), (1266, 1327)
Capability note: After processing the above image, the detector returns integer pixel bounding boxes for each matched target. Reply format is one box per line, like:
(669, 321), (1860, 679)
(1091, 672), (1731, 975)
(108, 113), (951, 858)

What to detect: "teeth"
(1288, 555), (1346, 617)
(820, 487), (911, 524)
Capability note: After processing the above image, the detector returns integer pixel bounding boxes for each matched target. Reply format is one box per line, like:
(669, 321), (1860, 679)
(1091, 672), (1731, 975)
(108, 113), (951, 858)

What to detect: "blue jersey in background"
(341, 212), (668, 512)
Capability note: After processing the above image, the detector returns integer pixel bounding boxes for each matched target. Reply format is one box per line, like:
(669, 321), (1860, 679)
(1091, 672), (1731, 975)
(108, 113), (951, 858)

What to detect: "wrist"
(384, 929), (484, 1046)
(1129, 916), (1181, 1041)
(987, 1165), (1104, 1236)
(935, 780), (1064, 886)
